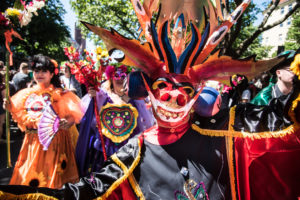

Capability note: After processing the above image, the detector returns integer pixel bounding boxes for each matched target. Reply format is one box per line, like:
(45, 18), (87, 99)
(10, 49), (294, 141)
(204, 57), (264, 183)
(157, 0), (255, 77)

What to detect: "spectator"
(12, 62), (31, 92)
(251, 49), (298, 105)
(241, 89), (251, 103)
(60, 65), (82, 98)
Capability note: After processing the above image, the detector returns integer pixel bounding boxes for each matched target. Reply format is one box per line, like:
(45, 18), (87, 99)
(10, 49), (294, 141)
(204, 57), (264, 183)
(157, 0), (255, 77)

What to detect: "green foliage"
(13, 0), (24, 10)
(232, 25), (272, 59)
(222, 1), (271, 59)
(1, 0), (71, 64)
(284, 9), (300, 51)
(70, 0), (139, 46)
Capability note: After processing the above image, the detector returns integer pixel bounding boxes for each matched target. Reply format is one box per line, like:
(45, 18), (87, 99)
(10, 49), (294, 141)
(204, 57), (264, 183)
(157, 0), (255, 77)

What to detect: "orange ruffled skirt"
(9, 126), (79, 189)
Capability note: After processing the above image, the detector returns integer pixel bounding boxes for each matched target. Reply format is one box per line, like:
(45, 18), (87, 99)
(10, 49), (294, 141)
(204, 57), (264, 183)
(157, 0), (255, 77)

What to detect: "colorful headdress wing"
(188, 51), (285, 85)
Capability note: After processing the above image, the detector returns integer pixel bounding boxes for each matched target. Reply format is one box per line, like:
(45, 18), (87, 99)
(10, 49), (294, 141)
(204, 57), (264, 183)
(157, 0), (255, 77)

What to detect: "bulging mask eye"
(152, 81), (168, 90)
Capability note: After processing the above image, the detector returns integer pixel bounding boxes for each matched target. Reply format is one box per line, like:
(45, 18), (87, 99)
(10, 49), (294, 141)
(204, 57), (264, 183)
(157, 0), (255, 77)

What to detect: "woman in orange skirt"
(3, 54), (83, 189)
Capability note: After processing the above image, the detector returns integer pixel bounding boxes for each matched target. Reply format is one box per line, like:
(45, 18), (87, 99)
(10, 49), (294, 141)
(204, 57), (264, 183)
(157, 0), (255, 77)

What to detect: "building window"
(279, 34), (282, 41)
(265, 37), (268, 43)
(287, 17), (291, 25)
(289, 4), (293, 12)
(280, 23), (283, 27)
(281, 7), (284, 14)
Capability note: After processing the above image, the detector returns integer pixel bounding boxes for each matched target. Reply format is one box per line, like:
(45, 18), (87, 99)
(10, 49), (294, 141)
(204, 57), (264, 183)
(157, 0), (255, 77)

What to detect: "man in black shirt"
(12, 62), (31, 92)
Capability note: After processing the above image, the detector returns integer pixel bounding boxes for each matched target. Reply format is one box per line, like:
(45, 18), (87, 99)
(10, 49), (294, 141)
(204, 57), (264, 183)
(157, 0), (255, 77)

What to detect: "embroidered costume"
(0, 0), (300, 200)
(8, 84), (82, 189)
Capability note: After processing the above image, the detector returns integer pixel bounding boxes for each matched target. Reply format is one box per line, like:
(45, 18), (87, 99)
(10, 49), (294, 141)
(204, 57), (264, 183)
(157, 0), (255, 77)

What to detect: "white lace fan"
(38, 104), (60, 150)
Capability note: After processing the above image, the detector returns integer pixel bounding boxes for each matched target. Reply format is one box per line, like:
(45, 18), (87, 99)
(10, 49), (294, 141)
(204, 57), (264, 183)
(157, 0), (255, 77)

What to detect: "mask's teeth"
(172, 113), (178, 119)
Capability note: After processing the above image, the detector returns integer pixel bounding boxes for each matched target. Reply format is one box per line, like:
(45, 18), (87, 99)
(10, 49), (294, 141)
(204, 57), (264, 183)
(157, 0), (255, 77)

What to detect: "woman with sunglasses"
(3, 54), (83, 188)
(76, 65), (155, 177)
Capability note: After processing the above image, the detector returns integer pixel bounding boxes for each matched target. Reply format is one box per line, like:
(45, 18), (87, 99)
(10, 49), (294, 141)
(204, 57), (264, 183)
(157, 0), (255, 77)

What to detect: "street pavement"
(0, 123), (23, 185)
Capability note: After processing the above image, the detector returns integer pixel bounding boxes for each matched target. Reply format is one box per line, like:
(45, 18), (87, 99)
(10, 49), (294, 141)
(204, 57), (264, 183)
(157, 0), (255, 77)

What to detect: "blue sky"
(60, 0), (95, 52)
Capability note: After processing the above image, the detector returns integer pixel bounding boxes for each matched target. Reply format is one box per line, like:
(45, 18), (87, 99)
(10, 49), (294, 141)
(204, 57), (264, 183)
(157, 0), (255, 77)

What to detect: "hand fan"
(38, 104), (60, 150)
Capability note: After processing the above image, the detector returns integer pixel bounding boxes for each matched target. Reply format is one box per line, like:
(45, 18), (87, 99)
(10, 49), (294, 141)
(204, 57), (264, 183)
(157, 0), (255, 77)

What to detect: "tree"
(284, 9), (300, 51)
(0, 0), (71, 65)
(70, 0), (139, 45)
(223, 0), (299, 58)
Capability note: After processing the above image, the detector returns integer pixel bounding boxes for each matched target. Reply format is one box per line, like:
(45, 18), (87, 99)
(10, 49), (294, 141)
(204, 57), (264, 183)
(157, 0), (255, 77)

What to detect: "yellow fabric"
(0, 191), (58, 200)
(9, 85), (82, 189)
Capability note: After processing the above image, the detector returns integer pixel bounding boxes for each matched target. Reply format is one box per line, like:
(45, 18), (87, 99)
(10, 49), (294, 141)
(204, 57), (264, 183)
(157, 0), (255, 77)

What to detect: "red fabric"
(235, 128), (300, 200)
(107, 179), (137, 200)
(143, 122), (190, 145)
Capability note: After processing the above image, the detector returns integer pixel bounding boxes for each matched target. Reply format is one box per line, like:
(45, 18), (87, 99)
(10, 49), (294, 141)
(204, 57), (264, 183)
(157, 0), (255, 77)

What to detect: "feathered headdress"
(82, 0), (284, 85)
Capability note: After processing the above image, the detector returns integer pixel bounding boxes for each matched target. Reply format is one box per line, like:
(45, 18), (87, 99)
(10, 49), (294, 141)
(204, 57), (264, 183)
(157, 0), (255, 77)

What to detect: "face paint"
(113, 71), (127, 80)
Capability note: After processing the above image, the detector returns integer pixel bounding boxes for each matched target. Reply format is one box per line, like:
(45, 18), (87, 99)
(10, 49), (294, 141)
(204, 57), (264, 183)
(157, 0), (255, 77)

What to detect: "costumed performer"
(0, 0), (300, 199)
(251, 49), (299, 105)
(76, 64), (155, 176)
(2, 54), (83, 189)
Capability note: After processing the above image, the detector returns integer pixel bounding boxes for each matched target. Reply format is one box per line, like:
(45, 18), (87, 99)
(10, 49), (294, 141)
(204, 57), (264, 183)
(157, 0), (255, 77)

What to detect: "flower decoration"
(0, 0), (45, 33)
(231, 74), (245, 86)
(0, 12), (10, 28)
(5, 8), (21, 17)
(214, 82), (232, 94)
(20, 0), (45, 27)
(21, 171), (47, 187)
(57, 153), (68, 174)
(105, 65), (132, 80)
(95, 46), (109, 61)
(49, 59), (59, 74)
(64, 46), (102, 91)
(290, 54), (300, 80)
(221, 84), (232, 94)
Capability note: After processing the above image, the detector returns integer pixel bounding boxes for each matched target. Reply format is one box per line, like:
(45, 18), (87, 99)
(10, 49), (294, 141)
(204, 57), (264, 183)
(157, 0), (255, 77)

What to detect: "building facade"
(261, 0), (297, 57)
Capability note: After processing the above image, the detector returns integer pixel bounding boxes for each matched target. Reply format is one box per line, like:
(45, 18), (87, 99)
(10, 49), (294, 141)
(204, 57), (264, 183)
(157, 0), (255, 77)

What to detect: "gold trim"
(192, 123), (296, 139)
(289, 94), (300, 128)
(94, 139), (143, 200)
(128, 174), (145, 200)
(100, 103), (139, 143)
(226, 136), (237, 200)
(0, 191), (58, 200)
(226, 108), (237, 200)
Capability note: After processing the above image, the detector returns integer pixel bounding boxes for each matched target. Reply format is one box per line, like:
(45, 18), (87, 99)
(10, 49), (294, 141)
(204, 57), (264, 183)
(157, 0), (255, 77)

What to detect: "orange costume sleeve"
(54, 91), (83, 124)
(10, 88), (37, 132)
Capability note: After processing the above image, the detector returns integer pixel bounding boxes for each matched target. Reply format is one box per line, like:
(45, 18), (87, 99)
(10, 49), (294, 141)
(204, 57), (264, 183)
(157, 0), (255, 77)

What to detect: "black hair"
(128, 71), (152, 99)
(31, 54), (61, 88)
